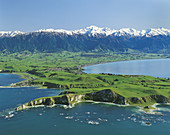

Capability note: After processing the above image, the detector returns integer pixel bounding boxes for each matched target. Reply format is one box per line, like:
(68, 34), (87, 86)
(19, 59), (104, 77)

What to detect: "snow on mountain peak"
(0, 26), (170, 37)
(73, 25), (114, 36)
(73, 26), (170, 37)
(36, 28), (73, 35)
(37, 28), (55, 32)
(86, 25), (100, 30)
(0, 31), (24, 37)
(113, 28), (142, 36)
(145, 27), (170, 37)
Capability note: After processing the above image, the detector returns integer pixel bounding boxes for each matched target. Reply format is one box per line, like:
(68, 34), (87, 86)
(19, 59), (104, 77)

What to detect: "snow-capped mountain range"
(0, 31), (24, 37)
(0, 25), (170, 54)
(1, 25), (170, 37)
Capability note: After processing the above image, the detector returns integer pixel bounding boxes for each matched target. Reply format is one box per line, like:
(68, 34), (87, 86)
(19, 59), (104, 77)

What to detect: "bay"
(84, 58), (170, 78)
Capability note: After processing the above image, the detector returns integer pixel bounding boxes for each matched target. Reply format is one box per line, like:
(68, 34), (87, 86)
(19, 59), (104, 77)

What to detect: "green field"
(1, 51), (170, 108)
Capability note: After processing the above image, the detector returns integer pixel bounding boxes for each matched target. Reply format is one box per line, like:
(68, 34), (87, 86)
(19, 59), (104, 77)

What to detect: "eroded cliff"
(16, 89), (170, 111)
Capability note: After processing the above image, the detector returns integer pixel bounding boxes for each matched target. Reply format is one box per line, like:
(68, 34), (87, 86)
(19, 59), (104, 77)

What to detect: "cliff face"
(16, 89), (170, 111)
(85, 89), (126, 104)
(126, 95), (170, 104)
(150, 95), (170, 103)
(16, 94), (85, 111)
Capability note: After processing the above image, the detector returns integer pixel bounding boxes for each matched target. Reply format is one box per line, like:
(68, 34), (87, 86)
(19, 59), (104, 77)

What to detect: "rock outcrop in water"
(16, 89), (170, 111)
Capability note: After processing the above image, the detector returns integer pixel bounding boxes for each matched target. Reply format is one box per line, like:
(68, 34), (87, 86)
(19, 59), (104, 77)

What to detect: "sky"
(0, 0), (170, 32)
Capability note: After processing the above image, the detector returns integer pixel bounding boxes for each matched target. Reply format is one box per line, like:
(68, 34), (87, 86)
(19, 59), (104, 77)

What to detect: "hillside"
(0, 26), (170, 53)
(0, 52), (169, 111)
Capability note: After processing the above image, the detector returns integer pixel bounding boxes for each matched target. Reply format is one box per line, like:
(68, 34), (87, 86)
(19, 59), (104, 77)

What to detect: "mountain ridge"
(0, 26), (170, 53)
(1, 26), (170, 37)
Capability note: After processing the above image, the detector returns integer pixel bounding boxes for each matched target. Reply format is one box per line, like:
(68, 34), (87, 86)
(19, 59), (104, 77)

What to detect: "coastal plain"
(0, 52), (170, 111)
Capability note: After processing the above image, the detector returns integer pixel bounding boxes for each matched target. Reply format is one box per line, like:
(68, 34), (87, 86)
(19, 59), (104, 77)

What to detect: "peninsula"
(0, 52), (169, 112)
(0, 26), (170, 112)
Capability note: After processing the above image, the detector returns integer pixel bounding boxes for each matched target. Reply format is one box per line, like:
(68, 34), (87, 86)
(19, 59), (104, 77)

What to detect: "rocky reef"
(16, 89), (170, 111)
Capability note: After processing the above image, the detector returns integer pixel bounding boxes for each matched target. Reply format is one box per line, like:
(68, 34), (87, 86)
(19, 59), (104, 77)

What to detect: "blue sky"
(0, 0), (170, 31)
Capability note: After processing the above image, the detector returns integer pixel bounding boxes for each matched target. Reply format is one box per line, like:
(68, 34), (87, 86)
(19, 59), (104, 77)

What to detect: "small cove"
(0, 74), (64, 115)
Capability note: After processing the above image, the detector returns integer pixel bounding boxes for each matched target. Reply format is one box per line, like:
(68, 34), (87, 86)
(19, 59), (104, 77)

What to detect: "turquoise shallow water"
(0, 59), (170, 135)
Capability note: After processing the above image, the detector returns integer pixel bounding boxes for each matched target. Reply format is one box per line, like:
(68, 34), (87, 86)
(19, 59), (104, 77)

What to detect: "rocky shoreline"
(1, 61), (169, 113)
(16, 89), (170, 112)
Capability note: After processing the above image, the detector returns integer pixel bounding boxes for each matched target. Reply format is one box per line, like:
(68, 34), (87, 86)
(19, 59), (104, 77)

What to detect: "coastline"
(138, 103), (170, 115)
(14, 98), (170, 115)
(1, 57), (170, 88)
(81, 57), (170, 69)
(0, 57), (170, 114)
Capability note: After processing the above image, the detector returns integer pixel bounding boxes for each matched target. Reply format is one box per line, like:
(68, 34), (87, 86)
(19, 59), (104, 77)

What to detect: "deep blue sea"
(0, 59), (170, 135)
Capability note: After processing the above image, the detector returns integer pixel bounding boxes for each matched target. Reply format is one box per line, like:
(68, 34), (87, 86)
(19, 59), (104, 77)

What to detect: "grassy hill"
(0, 51), (170, 109)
